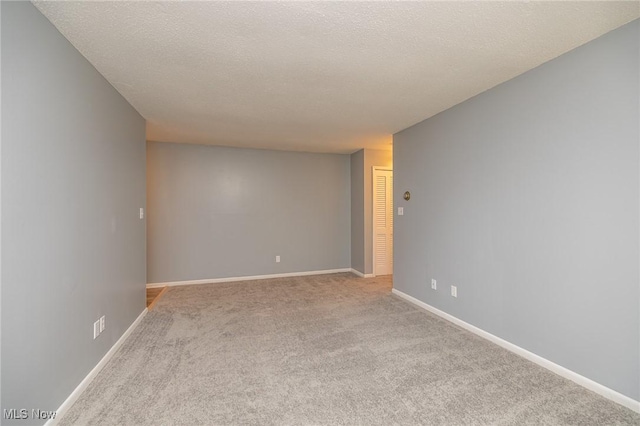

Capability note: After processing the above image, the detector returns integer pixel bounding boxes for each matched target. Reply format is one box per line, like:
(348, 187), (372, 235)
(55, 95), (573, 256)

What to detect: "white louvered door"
(373, 168), (393, 276)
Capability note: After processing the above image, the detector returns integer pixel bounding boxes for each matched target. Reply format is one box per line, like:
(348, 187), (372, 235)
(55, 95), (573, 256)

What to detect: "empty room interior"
(1, 1), (639, 425)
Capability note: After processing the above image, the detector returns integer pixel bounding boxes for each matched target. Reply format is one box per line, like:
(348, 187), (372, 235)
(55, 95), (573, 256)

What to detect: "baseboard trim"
(350, 269), (375, 278)
(147, 268), (352, 288)
(391, 288), (640, 414)
(47, 308), (148, 425)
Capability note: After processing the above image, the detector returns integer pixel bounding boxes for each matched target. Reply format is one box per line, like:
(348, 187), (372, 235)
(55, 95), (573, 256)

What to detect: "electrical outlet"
(99, 316), (105, 333)
(431, 279), (437, 290)
(275, 255), (281, 263)
(93, 320), (101, 339)
(451, 285), (457, 298)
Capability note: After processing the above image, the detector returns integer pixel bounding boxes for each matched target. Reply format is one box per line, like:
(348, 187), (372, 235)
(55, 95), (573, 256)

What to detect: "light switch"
(398, 207), (404, 216)
(139, 208), (144, 219)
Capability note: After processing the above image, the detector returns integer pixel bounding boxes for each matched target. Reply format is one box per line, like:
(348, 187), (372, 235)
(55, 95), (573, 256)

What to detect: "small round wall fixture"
(403, 191), (411, 201)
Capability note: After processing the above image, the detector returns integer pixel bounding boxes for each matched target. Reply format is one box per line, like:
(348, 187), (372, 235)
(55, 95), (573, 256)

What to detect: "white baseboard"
(350, 269), (374, 278)
(147, 268), (352, 288)
(47, 308), (148, 425)
(391, 288), (640, 414)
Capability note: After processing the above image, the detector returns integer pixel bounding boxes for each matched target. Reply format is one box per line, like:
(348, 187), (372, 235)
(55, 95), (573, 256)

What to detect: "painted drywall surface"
(147, 142), (350, 283)
(350, 149), (365, 274)
(1, 2), (146, 423)
(363, 149), (393, 275)
(394, 20), (639, 400)
(0, 1), (3, 416)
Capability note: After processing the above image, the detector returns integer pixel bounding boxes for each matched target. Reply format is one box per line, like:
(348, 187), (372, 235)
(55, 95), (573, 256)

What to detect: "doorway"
(372, 167), (393, 276)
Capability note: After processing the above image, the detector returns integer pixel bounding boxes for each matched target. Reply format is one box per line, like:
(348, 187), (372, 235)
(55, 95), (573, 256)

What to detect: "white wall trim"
(147, 268), (352, 288)
(391, 288), (640, 414)
(350, 268), (374, 278)
(47, 308), (148, 425)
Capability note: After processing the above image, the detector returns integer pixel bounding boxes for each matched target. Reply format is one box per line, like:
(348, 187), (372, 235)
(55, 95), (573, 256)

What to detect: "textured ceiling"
(34, 1), (639, 154)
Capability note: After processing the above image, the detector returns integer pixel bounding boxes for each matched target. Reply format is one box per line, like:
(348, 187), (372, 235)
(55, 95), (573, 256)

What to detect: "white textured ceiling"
(34, 1), (638, 154)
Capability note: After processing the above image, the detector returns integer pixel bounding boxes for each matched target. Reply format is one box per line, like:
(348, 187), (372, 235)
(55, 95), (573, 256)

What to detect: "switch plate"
(93, 320), (100, 339)
(139, 208), (144, 219)
(398, 207), (404, 216)
(275, 255), (281, 263)
(451, 285), (457, 298)
(431, 279), (437, 290)
(99, 316), (105, 333)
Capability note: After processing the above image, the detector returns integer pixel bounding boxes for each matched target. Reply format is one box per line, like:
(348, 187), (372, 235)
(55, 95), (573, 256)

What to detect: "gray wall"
(147, 142), (350, 283)
(394, 20), (639, 400)
(1, 2), (147, 423)
(350, 149), (365, 274)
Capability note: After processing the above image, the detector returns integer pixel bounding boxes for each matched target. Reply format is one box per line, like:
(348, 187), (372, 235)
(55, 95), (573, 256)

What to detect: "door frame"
(372, 166), (393, 277)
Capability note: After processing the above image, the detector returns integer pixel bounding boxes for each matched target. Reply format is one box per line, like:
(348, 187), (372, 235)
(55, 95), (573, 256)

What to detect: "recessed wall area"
(350, 149), (393, 276)
(394, 20), (639, 400)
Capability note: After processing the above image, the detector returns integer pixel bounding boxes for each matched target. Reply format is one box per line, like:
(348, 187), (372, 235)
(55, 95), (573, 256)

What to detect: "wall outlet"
(93, 320), (101, 339)
(99, 316), (106, 333)
(275, 255), (281, 263)
(431, 279), (437, 290)
(451, 285), (458, 298)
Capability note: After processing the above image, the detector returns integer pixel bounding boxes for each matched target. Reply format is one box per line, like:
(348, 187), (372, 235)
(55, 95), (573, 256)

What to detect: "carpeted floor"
(61, 273), (639, 425)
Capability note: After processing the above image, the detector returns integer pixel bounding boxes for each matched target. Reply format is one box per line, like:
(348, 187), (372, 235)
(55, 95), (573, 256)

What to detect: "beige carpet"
(61, 273), (639, 425)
